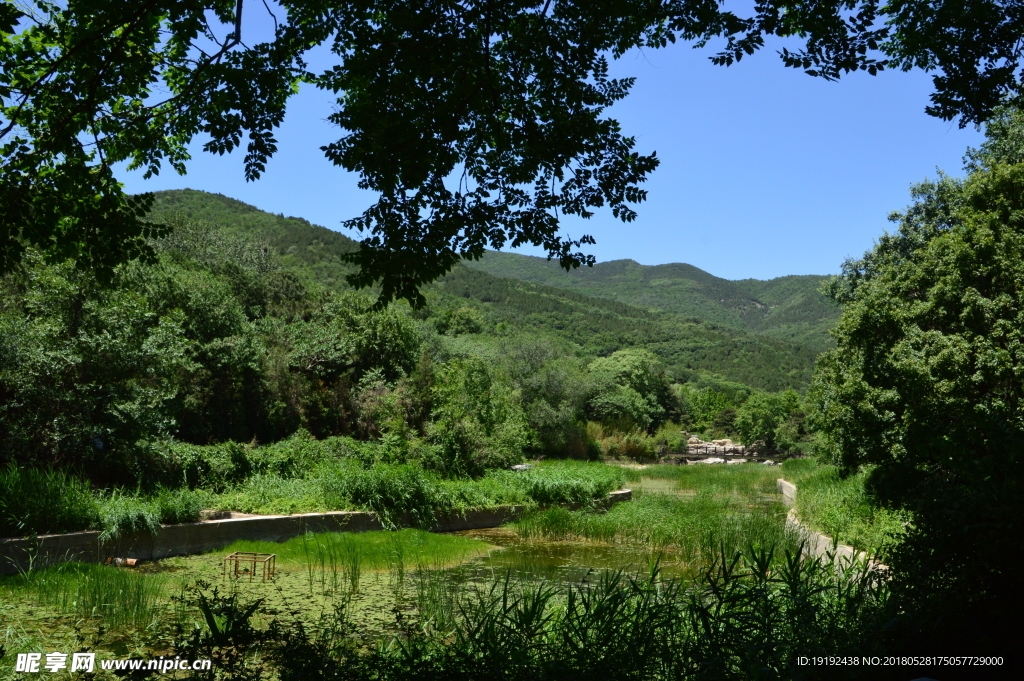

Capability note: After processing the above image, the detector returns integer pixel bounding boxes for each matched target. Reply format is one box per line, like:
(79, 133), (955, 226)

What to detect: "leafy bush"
(163, 431), (352, 492)
(426, 357), (528, 477)
(651, 421), (687, 453)
(0, 464), (99, 537)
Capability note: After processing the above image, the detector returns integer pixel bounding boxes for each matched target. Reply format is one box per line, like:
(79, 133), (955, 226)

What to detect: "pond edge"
(0, 490), (632, 575)
(777, 478), (887, 571)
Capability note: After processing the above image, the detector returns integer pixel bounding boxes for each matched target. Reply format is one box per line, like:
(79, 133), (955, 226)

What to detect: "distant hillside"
(149, 189), (359, 289)
(463, 252), (839, 352)
(144, 189), (826, 390)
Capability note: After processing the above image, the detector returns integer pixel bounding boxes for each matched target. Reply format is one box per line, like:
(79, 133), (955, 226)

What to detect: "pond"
(0, 463), (793, 676)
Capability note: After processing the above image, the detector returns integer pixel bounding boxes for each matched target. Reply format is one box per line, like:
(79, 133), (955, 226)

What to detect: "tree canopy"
(808, 106), (1024, 653)
(4, 1), (1024, 303)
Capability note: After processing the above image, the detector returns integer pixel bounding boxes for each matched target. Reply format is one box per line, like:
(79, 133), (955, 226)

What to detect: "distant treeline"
(0, 215), (809, 486)
(149, 189), (824, 393)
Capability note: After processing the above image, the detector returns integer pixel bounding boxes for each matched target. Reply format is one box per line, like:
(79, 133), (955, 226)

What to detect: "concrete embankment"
(0, 490), (631, 575)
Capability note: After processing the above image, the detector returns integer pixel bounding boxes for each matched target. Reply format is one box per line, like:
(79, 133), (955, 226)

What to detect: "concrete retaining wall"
(777, 478), (797, 507)
(0, 490), (631, 575)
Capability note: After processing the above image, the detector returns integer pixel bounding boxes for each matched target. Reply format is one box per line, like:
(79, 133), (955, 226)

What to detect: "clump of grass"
(0, 464), (99, 537)
(155, 487), (207, 524)
(4, 562), (171, 632)
(96, 491), (160, 541)
(515, 489), (797, 565)
(779, 456), (819, 480)
(512, 460), (625, 505)
(319, 463), (440, 528)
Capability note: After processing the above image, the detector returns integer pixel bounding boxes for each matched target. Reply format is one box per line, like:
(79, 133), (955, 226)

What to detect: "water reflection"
(448, 526), (695, 583)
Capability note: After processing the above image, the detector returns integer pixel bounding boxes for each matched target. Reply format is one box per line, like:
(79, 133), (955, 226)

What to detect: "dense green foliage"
(735, 390), (803, 451)
(150, 189), (822, 393)
(465, 252), (840, 352)
(808, 107), (1024, 655)
(0, 188), (812, 542)
(4, 1), (1018, 305)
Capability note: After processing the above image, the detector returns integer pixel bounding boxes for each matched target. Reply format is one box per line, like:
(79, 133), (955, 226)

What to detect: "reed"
(271, 547), (891, 681)
(0, 464), (98, 537)
(215, 528), (495, 600)
(3, 562), (172, 632)
(514, 490), (798, 567)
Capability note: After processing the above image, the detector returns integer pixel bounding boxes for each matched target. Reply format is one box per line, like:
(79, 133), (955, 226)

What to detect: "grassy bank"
(780, 459), (908, 554)
(1, 458), (626, 539)
(514, 463), (796, 569)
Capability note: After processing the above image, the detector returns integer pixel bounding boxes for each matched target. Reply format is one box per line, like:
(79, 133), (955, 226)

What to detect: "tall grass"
(0, 464), (98, 537)
(2, 562), (172, 632)
(780, 461), (909, 554)
(514, 490), (797, 566)
(625, 462), (783, 496)
(216, 528), (496, 597)
(270, 547), (891, 681)
(154, 487), (206, 524)
(95, 491), (161, 541)
(511, 460), (625, 505)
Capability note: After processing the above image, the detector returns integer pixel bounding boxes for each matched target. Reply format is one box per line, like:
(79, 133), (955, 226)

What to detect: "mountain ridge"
(145, 189), (829, 390)
(462, 251), (840, 352)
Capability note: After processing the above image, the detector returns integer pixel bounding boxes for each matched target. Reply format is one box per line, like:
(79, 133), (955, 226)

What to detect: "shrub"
(651, 421), (687, 453)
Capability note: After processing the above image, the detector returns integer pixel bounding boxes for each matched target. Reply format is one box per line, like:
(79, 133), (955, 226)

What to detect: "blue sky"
(117, 24), (983, 281)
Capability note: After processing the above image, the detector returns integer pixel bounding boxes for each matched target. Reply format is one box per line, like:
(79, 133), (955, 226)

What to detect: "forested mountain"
(147, 190), (822, 391)
(463, 252), (839, 352)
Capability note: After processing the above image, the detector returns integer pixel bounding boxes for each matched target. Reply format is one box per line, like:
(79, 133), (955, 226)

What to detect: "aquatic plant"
(3, 562), (171, 632)
(95, 491), (161, 541)
(259, 547), (891, 681)
(514, 490), (798, 567)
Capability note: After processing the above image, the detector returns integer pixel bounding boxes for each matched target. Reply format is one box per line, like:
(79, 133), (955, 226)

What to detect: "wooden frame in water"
(223, 552), (276, 582)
